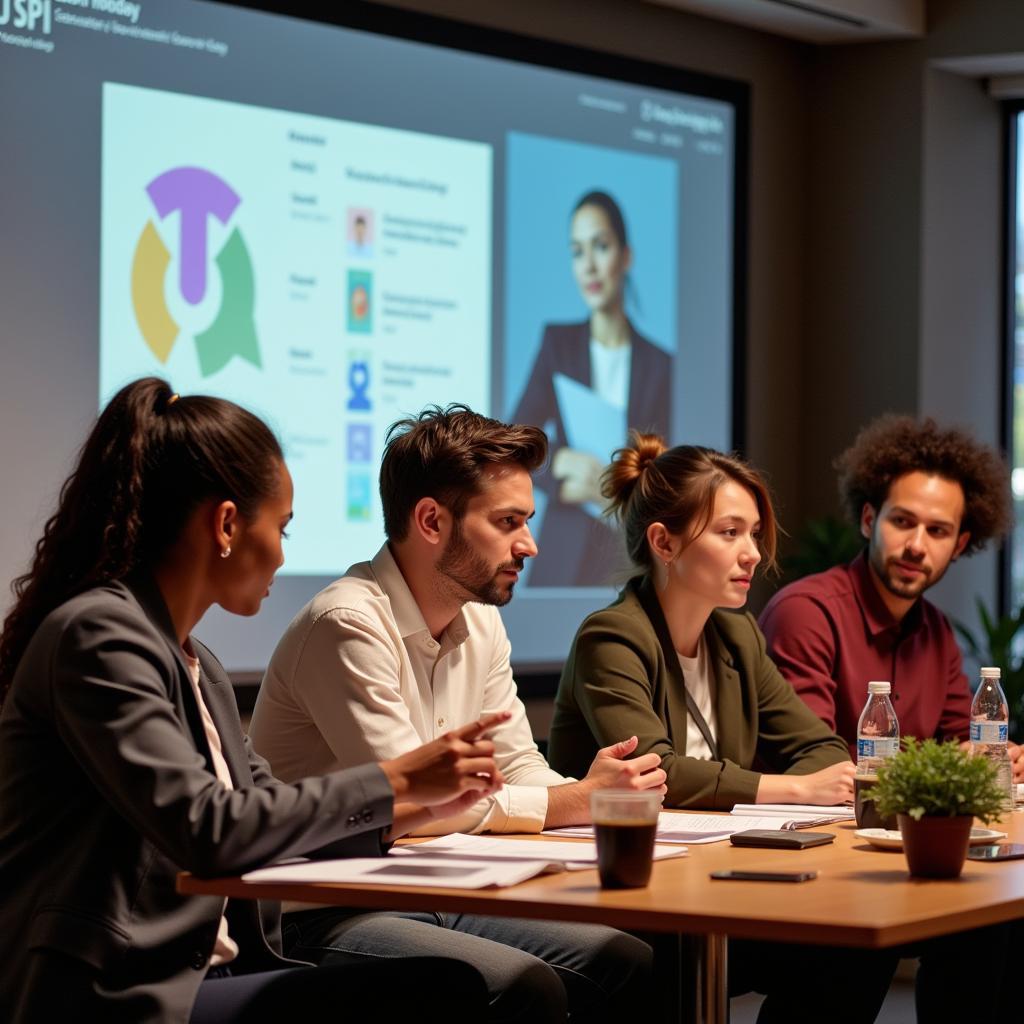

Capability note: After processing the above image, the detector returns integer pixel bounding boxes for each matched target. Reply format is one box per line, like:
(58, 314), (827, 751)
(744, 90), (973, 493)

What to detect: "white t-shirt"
(676, 636), (718, 761)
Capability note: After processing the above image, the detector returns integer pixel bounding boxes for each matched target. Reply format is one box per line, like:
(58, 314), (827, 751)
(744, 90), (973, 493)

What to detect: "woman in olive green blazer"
(548, 436), (854, 809)
(547, 437), (903, 1024)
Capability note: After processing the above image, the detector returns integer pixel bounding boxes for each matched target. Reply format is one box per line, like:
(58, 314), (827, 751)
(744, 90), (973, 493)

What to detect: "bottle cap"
(980, 666), (1002, 679)
(867, 681), (891, 694)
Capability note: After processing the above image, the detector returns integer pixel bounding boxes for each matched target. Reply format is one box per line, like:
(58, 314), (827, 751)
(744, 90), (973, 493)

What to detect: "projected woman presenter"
(513, 191), (671, 587)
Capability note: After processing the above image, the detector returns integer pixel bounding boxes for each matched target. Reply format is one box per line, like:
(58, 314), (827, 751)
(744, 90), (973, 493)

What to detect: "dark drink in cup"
(854, 774), (896, 830)
(594, 821), (658, 889)
(591, 790), (661, 889)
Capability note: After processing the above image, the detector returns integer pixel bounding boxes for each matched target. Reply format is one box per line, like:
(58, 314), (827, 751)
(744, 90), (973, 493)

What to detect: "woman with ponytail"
(547, 435), (903, 1023)
(0, 378), (495, 1023)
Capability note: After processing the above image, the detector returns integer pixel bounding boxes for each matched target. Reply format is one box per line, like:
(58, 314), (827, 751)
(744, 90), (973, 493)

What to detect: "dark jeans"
(12, 950), (487, 1022)
(729, 939), (898, 1024)
(283, 907), (654, 1023)
(191, 957), (488, 1022)
(907, 921), (1013, 1021)
(639, 932), (899, 1023)
(728, 920), (1014, 1023)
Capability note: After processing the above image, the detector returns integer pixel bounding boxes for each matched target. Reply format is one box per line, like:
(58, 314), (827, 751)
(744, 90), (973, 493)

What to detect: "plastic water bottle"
(855, 682), (899, 829)
(970, 666), (1014, 813)
(856, 681), (899, 773)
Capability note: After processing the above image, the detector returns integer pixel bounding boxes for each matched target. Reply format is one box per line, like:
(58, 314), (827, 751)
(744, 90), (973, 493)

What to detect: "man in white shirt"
(250, 405), (666, 1022)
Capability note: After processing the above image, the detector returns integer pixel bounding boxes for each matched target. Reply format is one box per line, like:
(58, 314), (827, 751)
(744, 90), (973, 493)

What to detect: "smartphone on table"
(709, 870), (817, 882)
(966, 844), (1024, 861)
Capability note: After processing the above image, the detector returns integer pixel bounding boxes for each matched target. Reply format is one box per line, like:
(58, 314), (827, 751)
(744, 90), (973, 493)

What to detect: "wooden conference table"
(180, 812), (1024, 1024)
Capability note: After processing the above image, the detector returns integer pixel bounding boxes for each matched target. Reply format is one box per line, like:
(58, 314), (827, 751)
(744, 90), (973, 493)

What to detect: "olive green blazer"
(548, 575), (851, 809)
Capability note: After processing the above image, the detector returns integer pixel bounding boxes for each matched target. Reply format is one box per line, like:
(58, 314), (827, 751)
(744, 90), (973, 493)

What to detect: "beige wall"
(800, 0), (1012, 624)
(802, 40), (926, 518)
(918, 64), (1003, 625)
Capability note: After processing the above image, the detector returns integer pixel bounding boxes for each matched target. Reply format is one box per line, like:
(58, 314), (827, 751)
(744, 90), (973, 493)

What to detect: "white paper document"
(546, 810), (740, 845)
(544, 808), (850, 845)
(408, 833), (687, 865)
(242, 855), (557, 889)
(731, 804), (854, 821)
(241, 834), (687, 890)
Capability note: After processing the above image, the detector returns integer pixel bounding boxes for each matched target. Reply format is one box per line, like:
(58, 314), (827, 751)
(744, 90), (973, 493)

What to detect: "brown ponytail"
(0, 377), (282, 702)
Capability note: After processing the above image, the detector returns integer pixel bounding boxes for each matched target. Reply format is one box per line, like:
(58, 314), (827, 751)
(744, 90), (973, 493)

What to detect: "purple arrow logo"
(146, 167), (240, 305)
(132, 165), (261, 375)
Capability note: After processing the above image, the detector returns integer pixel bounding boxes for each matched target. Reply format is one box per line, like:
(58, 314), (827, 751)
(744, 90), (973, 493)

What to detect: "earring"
(221, 546), (231, 559)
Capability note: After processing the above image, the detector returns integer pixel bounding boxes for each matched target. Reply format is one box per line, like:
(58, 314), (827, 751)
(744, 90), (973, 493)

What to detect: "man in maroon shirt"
(760, 414), (1024, 779)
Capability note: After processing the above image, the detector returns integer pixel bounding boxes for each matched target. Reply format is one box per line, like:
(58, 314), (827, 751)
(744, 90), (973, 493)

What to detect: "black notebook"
(729, 829), (836, 850)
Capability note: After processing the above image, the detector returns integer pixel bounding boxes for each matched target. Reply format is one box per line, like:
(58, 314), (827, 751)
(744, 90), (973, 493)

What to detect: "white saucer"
(855, 827), (1007, 850)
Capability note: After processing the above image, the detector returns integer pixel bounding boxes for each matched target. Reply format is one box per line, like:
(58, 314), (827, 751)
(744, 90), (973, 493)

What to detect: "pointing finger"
(453, 711), (512, 742)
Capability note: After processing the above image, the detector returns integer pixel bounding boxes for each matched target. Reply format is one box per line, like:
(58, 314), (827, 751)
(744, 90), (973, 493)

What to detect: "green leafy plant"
(874, 737), (1005, 824)
(780, 515), (863, 581)
(953, 598), (1024, 742)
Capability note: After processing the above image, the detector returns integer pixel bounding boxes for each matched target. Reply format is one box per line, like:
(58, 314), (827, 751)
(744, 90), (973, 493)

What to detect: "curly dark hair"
(835, 414), (1010, 556)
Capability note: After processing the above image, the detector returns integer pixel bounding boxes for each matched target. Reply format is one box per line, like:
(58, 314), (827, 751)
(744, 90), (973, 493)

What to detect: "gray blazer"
(0, 576), (394, 1023)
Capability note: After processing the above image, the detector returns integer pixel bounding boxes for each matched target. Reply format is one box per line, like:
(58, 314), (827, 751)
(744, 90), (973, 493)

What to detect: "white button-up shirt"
(249, 545), (569, 834)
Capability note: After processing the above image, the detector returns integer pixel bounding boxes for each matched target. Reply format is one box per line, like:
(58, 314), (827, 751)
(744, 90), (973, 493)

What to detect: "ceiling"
(645, 0), (924, 45)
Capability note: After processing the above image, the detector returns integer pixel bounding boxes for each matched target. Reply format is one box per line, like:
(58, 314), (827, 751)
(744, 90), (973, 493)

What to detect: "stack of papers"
(732, 804), (854, 820)
(546, 812), (747, 845)
(545, 805), (853, 846)
(243, 854), (549, 889)
(241, 833), (686, 890)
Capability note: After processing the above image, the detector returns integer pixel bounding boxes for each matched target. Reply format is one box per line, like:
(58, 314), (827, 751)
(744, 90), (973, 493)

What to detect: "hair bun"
(601, 431), (667, 513)
(631, 433), (666, 474)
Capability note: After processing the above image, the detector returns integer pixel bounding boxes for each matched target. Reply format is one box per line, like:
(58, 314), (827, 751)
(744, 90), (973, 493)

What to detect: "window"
(1007, 105), (1024, 610)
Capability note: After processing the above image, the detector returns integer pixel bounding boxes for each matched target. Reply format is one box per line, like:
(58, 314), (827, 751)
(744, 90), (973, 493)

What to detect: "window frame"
(1002, 101), (1024, 615)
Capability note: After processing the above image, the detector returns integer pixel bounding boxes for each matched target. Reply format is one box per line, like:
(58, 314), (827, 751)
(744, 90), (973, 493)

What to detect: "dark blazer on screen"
(512, 320), (673, 587)
(513, 320), (672, 448)
(0, 576), (393, 1023)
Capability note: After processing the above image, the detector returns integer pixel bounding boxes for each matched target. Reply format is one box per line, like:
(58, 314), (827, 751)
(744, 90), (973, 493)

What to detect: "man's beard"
(436, 522), (524, 607)
(868, 533), (950, 603)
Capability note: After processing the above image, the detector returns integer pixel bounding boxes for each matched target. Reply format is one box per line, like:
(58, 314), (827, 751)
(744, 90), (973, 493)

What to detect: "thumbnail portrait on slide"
(347, 269), (373, 333)
(348, 207), (374, 259)
(511, 188), (673, 587)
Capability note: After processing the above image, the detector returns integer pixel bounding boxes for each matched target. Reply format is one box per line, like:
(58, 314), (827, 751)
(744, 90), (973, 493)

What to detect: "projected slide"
(504, 132), (678, 590)
(100, 83), (492, 576)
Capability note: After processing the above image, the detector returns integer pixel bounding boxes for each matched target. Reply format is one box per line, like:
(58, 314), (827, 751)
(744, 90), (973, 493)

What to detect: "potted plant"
(779, 515), (864, 583)
(873, 738), (1006, 879)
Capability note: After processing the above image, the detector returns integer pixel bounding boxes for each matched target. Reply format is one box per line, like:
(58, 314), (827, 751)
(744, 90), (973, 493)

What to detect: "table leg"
(679, 933), (729, 1024)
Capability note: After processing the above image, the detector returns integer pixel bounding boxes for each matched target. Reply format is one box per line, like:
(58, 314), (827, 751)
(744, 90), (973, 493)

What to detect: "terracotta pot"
(897, 814), (973, 879)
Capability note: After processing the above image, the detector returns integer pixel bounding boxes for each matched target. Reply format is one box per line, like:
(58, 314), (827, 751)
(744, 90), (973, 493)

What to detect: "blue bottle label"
(970, 722), (1008, 744)
(857, 738), (898, 758)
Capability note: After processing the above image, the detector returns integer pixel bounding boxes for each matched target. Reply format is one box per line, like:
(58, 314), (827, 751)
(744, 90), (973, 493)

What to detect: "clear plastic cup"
(590, 789), (662, 889)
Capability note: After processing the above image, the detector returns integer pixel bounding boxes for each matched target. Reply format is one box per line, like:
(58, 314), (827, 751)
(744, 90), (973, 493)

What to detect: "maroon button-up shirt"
(758, 552), (971, 759)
